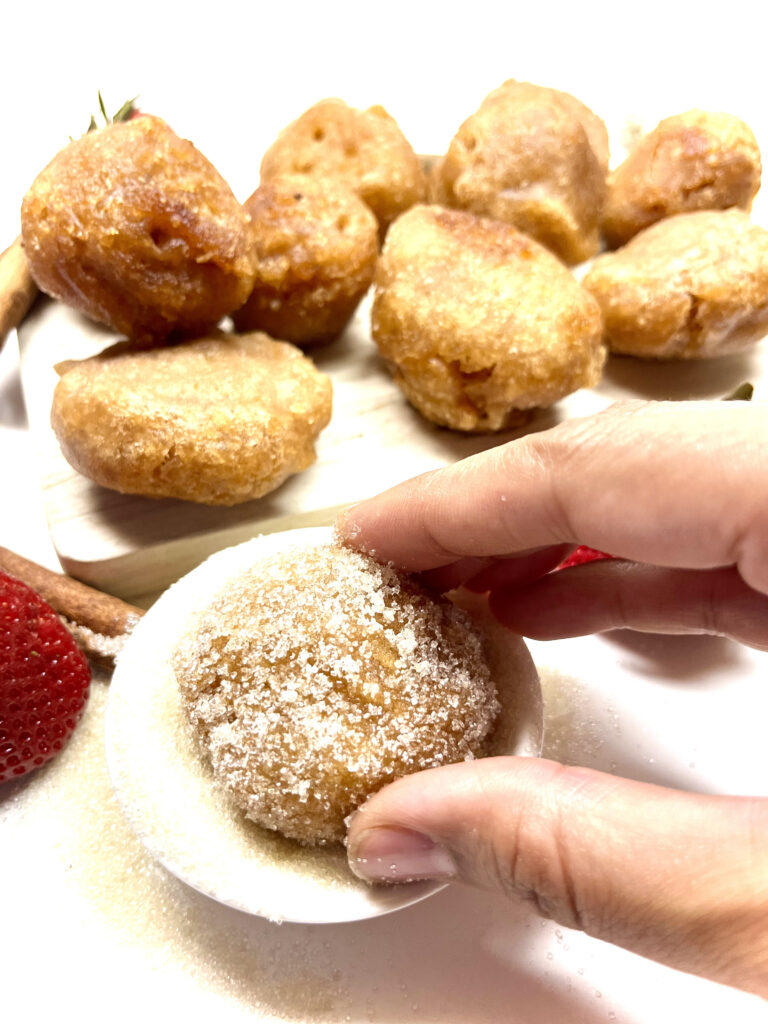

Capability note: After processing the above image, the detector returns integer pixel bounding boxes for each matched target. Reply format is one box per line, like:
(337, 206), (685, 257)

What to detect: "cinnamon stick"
(0, 546), (144, 666)
(0, 236), (38, 350)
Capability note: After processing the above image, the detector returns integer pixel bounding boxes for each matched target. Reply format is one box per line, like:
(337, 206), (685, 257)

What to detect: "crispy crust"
(51, 331), (332, 504)
(22, 116), (257, 343)
(371, 205), (605, 431)
(433, 80), (608, 265)
(583, 209), (768, 358)
(259, 99), (426, 233)
(603, 110), (762, 248)
(233, 176), (378, 344)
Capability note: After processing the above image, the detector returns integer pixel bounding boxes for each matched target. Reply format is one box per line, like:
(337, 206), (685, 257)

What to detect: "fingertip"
(333, 504), (362, 547)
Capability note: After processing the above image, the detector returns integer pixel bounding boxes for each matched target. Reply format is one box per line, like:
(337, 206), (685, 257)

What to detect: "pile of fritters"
(20, 87), (768, 501)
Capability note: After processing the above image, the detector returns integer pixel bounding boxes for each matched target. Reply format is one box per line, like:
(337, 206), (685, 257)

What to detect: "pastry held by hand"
(173, 542), (500, 844)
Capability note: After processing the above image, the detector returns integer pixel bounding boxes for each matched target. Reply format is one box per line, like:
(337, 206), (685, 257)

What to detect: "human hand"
(337, 400), (768, 997)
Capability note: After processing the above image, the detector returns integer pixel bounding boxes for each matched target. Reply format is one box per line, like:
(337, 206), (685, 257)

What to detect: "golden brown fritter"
(173, 542), (499, 844)
(603, 110), (762, 248)
(371, 205), (605, 432)
(233, 176), (378, 345)
(22, 116), (257, 343)
(432, 80), (609, 265)
(583, 209), (768, 358)
(259, 99), (427, 234)
(51, 331), (332, 504)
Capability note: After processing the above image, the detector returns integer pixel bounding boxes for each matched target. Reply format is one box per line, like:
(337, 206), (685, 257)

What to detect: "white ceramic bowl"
(106, 527), (543, 924)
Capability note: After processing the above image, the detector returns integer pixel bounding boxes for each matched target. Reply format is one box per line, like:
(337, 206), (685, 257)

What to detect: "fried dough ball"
(232, 176), (378, 345)
(21, 116), (257, 343)
(173, 542), (499, 845)
(371, 205), (605, 432)
(259, 99), (427, 234)
(582, 209), (768, 358)
(603, 110), (762, 248)
(432, 80), (609, 265)
(51, 331), (332, 505)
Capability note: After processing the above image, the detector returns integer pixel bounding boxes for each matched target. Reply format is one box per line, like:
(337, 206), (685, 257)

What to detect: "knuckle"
(518, 405), (640, 543)
(471, 762), (595, 931)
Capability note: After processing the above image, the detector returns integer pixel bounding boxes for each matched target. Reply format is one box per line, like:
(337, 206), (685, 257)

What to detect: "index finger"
(336, 400), (768, 595)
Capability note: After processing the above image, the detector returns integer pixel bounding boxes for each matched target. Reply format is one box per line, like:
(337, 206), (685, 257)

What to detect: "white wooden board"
(18, 289), (768, 603)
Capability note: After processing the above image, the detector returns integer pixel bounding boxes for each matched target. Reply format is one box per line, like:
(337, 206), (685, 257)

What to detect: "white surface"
(2, 3), (768, 1020)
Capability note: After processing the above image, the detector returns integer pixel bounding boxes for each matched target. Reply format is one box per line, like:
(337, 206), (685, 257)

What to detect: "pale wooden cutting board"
(17, 292), (768, 604)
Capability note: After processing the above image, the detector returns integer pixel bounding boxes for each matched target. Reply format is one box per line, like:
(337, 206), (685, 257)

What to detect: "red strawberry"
(0, 571), (90, 783)
(556, 545), (615, 570)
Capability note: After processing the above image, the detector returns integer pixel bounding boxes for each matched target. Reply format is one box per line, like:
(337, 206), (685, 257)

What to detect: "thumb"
(346, 757), (768, 995)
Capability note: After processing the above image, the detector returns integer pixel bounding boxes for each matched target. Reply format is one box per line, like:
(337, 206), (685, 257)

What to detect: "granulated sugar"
(173, 543), (499, 845)
(1, 676), (353, 1021)
(61, 614), (138, 659)
(537, 665), (609, 767)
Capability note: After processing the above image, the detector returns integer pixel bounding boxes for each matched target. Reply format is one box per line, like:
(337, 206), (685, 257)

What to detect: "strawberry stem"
(85, 93), (140, 134)
(723, 382), (753, 401)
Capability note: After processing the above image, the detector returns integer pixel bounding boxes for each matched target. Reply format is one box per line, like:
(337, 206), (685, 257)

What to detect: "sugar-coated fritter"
(371, 205), (605, 432)
(22, 116), (257, 343)
(51, 331), (332, 505)
(431, 80), (609, 265)
(603, 110), (762, 248)
(173, 542), (499, 844)
(259, 99), (427, 234)
(583, 209), (768, 358)
(233, 176), (378, 345)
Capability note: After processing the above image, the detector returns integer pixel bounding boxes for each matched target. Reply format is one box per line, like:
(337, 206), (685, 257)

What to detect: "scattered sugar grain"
(62, 614), (139, 659)
(538, 666), (608, 766)
(2, 677), (351, 1021)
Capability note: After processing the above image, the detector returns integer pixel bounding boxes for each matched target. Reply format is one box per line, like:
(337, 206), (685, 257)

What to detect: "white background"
(2, 2), (768, 1021)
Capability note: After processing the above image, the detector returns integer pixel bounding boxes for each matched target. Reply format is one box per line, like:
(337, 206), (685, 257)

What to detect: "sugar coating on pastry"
(431, 80), (608, 265)
(233, 175), (378, 345)
(21, 116), (257, 344)
(371, 204), (605, 432)
(582, 208), (768, 359)
(172, 542), (500, 845)
(259, 98), (427, 233)
(51, 331), (332, 505)
(602, 109), (762, 248)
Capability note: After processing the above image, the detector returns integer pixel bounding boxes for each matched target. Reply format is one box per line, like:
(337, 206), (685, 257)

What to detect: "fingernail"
(349, 827), (458, 884)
